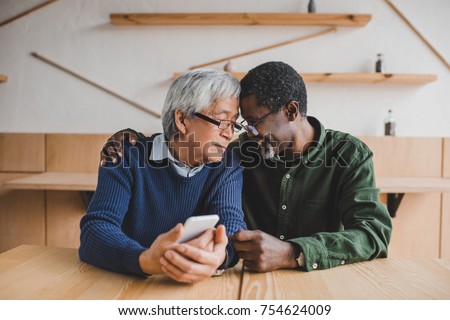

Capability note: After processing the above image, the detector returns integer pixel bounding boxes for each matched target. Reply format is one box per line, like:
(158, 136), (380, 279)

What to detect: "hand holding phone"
(177, 214), (220, 243)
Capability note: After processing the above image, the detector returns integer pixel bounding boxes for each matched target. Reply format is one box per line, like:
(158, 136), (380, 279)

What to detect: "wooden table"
(241, 259), (450, 299)
(0, 245), (242, 299)
(1, 245), (449, 300)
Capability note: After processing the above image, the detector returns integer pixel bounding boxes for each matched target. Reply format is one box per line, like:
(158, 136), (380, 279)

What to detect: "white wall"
(1, 0), (449, 136)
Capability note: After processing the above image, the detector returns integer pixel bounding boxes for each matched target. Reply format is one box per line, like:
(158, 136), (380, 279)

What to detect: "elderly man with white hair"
(79, 70), (247, 283)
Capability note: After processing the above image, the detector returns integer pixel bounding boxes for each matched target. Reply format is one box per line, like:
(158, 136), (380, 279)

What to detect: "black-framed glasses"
(194, 112), (243, 133)
(239, 110), (276, 136)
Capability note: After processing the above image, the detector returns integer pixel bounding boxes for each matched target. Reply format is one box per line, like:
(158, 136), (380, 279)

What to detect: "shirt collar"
(149, 133), (204, 177)
(304, 116), (325, 161)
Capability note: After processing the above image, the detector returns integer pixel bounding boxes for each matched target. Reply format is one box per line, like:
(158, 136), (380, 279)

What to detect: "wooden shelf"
(3, 173), (449, 216)
(377, 176), (450, 216)
(3, 172), (97, 191)
(110, 13), (371, 27)
(4, 173), (450, 194)
(377, 177), (450, 193)
(0, 74), (7, 83)
(300, 73), (437, 84)
(174, 72), (437, 84)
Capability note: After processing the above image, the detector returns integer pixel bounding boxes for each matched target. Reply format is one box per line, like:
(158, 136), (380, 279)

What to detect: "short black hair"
(240, 61), (307, 116)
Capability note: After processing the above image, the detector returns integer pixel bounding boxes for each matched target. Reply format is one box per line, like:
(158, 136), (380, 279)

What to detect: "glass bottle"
(384, 109), (396, 136)
(308, 0), (316, 13)
(375, 53), (385, 73)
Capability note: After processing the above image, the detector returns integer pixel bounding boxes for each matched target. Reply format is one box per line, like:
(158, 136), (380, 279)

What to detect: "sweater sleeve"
(208, 150), (247, 268)
(79, 145), (148, 277)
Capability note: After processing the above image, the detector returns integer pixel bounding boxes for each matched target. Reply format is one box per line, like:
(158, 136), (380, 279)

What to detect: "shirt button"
(341, 260), (345, 265)
(312, 262), (318, 269)
(285, 174), (290, 179)
(281, 205), (287, 210)
(279, 235), (284, 240)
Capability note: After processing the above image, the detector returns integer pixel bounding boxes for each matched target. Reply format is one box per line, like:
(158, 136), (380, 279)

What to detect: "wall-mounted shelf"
(3, 172), (96, 207)
(377, 177), (450, 217)
(173, 72), (437, 84)
(3, 172), (97, 191)
(7, 174), (449, 193)
(298, 73), (437, 84)
(110, 13), (371, 27)
(4, 173), (450, 215)
(0, 74), (7, 83)
(377, 177), (450, 194)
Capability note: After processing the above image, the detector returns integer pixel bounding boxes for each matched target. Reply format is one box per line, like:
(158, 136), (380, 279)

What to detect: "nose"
(220, 125), (233, 141)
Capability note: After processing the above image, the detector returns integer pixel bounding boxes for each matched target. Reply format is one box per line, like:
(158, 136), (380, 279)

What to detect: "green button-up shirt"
(231, 116), (392, 271)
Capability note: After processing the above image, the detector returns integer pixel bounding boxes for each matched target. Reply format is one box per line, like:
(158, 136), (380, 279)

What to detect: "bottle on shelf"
(308, 0), (316, 13)
(384, 109), (396, 136)
(375, 53), (385, 73)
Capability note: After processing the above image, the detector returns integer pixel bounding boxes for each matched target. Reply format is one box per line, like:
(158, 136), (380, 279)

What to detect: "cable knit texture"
(79, 134), (246, 276)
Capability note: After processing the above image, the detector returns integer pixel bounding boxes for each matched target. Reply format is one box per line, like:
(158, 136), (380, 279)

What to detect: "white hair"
(162, 69), (240, 139)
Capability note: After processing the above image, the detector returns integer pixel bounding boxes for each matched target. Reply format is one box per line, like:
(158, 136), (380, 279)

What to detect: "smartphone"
(177, 214), (220, 243)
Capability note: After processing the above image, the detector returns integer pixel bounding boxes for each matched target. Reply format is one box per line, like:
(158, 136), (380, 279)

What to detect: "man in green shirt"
(102, 61), (391, 273)
(228, 61), (391, 272)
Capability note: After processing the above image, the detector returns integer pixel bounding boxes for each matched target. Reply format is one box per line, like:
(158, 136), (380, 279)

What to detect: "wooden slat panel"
(442, 139), (450, 258)
(359, 137), (442, 177)
(442, 194), (450, 259)
(46, 191), (85, 248)
(444, 138), (450, 178)
(0, 0), (58, 28)
(240, 258), (450, 299)
(383, 193), (440, 259)
(46, 134), (110, 173)
(363, 137), (443, 259)
(0, 245), (243, 299)
(110, 13), (371, 27)
(0, 133), (45, 172)
(0, 174), (45, 253)
(174, 72), (437, 84)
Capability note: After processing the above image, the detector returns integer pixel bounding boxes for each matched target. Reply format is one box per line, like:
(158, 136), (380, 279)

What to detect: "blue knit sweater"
(79, 134), (246, 276)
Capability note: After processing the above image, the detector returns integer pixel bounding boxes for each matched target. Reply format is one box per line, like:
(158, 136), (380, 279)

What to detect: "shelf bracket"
(387, 193), (404, 218)
(80, 191), (94, 209)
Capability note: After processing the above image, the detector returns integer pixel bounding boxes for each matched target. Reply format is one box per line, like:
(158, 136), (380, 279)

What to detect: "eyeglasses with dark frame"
(239, 110), (277, 136)
(193, 112), (243, 133)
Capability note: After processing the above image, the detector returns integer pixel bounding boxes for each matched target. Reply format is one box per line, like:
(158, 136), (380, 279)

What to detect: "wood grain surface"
(240, 259), (450, 300)
(0, 245), (242, 300)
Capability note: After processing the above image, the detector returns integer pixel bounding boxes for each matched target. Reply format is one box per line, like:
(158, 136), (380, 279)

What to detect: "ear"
(285, 101), (299, 121)
(174, 109), (189, 135)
